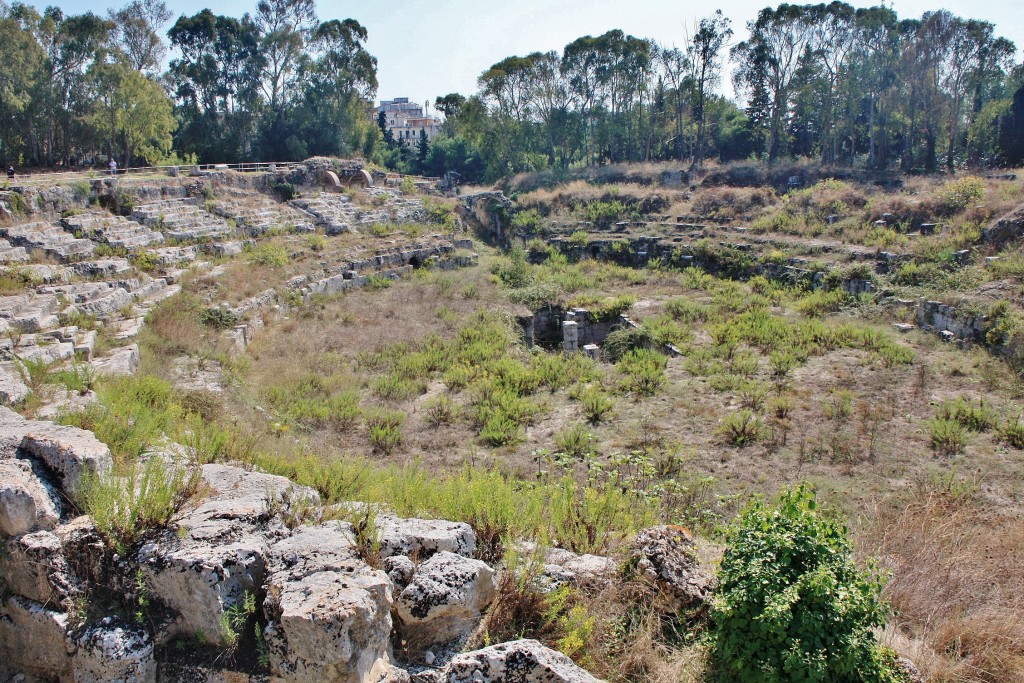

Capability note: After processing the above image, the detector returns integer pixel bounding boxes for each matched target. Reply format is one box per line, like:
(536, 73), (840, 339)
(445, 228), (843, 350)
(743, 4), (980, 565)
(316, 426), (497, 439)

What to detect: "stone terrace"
(0, 222), (95, 262)
(131, 198), (234, 242)
(0, 238), (29, 264)
(61, 212), (164, 251)
(290, 190), (426, 235)
(208, 190), (315, 236)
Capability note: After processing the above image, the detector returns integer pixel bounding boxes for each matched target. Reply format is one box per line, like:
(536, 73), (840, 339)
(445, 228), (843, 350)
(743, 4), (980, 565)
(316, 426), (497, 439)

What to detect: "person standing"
(109, 158), (118, 175)
(6, 166), (14, 181)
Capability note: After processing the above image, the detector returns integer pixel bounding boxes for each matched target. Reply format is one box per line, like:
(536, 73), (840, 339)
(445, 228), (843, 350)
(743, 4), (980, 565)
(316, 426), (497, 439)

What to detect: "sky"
(22, 0), (1024, 111)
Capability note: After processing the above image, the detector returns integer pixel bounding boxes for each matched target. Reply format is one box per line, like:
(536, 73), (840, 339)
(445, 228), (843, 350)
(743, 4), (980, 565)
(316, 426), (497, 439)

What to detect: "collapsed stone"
(442, 639), (604, 683)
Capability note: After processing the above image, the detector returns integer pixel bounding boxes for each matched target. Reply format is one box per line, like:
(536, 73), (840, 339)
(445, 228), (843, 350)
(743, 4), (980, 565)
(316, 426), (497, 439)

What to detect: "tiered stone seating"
(0, 222), (95, 261)
(0, 238), (29, 264)
(289, 191), (425, 235)
(61, 212), (164, 251)
(132, 198), (234, 242)
(209, 195), (315, 236)
(39, 281), (134, 319)
(0, 293), (61, 332)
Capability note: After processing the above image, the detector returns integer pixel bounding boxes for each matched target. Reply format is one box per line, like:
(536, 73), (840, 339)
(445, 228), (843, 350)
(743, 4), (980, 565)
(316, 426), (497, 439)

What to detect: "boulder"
(263, 561), (394, 683)
(540, 547), (617, 590)
(377, 516), (476, 560)
(19, 423), (113, 494)
(395, 551), (496, 646)
(263, 522), (393, 682)
(0, 596), (72, 679)
(0, 458), (62, 537)
(628, 525), (712, 613)
(91, 343), (140, 376)
(195, 463), (321, 526)
(0, 405), (33, 454)
(72, 621), (156, 683)
(442, 640), (603, 682)
(0, 530), (74, 604)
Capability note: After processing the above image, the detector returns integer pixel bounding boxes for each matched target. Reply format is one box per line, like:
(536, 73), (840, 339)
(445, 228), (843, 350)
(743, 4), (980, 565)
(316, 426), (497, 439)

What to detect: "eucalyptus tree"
(109, 0), (171, 74)
(687, 10), (732, 167)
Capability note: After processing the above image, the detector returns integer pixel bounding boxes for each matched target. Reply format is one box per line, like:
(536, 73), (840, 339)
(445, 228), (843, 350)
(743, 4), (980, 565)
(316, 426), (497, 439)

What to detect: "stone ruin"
(0, 403), (712, 682)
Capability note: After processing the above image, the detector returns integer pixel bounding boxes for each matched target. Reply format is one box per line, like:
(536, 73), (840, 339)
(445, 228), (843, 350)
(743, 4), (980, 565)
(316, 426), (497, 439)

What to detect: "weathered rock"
(0, 405), (33, 453)
(395, 551), (496, 646)
(0, 596), (72, 679)
(264, 524), (392, 683)
(0, 458), (62, 537)
(19, 423), (113, 494)
(72, 621), (156, 683)
(0, 530), (74, 604)
(0, 361), (30, 405)
(91, 343), (141, 376)
(540, 547), (617, 590)
(377, 516), (476, 560)
(138, 465), (318, 645)
(628, 525), (712, 613)
(442, 640), (603, 682)
(383, 554), (416, 590)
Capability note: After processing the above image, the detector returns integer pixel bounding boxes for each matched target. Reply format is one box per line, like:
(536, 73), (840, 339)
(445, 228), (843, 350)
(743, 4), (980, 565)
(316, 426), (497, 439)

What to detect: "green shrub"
(366, 409), (404, 454)
(554, 424), (596, 460)
(424, 395), (459, 428)
(304, 234), (327, 252)
(247, 243), (289, 268)
(712, 486), (898, 683)
(796, 289), (850, 318)
(616, 348), (667, 397)
(568, 230), (589, 247)
(366, 274), (393, 290)
(933, 176), (984, 215)
(602, 327), (650, 364)
(935, 396), (997, 432)
(580, 387), (614, 423)
(77, 458), (200, 553)
(928, 417), (969, 455)
(199, 306), (239, 329)
(511, 209), (544, 232)
(997, 416), (1024, 449)
(479, 413), (523, 447)
(717, 409), (764, 447)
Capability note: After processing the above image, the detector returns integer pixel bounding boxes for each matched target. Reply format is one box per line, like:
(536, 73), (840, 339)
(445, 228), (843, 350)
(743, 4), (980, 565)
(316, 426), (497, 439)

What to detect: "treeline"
(2, 0), (1023, 181)
(427, 3), (1024, 183)
(0, 0), (378, 167)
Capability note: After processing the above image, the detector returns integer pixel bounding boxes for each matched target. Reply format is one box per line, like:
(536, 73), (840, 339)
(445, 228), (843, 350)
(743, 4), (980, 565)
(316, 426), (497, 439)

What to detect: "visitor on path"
(109, 158), (118, 175)
(6, 166), (14, 180)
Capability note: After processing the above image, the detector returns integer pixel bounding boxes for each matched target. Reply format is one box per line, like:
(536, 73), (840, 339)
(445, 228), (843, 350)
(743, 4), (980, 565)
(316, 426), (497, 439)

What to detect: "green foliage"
(580, 386), (614, 423)
(578, 199), (633, 228)
(555, 423), (596, 459)
(927, 418), (970, 455)
(304, 233), (327, 252)
(997, 416), (1024, 449)
(712, 486), (897, 683)
(246, 243), (289, 268)
(716, 409), (764, 447)
(568, 230), (590, 247)
(934, 396), (996, 432)
(511, 209), (544, 232)
(199, 306), (239, 330)
(602, 327), (650, 364)
(933, 176), (985, 215)
(795, 289), (850, 318)
(616, 348), (668, 396)
(77, 457), (200, 553)
(366, 409), (404, 454)
(366, 274), (393, 290)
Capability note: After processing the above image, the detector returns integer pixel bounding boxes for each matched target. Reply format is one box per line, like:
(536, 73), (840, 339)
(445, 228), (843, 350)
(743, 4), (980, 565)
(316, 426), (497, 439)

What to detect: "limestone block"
(0, 361), (30, 405)
(383, 555), (416, 590)
(376, 516), (476, 559)
(442, 639), (603, 683)
(91, 343), (140, 376)
(19, 422), (113, 495)
(0, 596), (72, 679)
(0, 459), (62, 537)
(0, 530), (74, 604)
(72, 622), (156, 683)
(395, 551), (496, 646)
(267, 522), (359, 581)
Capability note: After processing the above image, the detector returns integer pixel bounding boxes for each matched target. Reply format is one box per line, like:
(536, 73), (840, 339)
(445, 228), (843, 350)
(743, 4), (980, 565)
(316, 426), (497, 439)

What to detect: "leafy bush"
(199, 306), (239, 330)
(997, 416), (1024, 449)
(712, 486), (900, 683)
(933, 176), (984, 215)
(935, 396), (996, 432)
(424, 395), (459, 427)
(602, 327), (650, 364)
(555, 424), (596, 460)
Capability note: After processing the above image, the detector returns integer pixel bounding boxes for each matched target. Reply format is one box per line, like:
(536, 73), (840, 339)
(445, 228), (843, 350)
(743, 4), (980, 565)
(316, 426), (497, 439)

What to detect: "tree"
(687, 10), (732, 168)
(109, 0), (171, 74)
(998, 85), (1024, 166)
(254, 0), (316, 112)
(416, 129), (429, 167)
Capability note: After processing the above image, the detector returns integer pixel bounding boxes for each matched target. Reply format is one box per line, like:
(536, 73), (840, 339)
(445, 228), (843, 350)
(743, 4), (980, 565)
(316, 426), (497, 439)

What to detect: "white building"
(372, 98), (444, 147)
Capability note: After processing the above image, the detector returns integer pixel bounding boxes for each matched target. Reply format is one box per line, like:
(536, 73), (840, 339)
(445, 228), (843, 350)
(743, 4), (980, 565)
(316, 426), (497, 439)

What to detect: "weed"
(366, 408), (404, 454)
(580, 387), (614, 423)
(717, 410), (764, 448)
(928, 418), (970, 455)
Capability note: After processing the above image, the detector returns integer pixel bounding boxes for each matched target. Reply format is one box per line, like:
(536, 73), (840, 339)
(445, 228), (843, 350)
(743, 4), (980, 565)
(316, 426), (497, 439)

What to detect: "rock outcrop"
(628, 525), (712, 613)
(442, 640), (604, 682)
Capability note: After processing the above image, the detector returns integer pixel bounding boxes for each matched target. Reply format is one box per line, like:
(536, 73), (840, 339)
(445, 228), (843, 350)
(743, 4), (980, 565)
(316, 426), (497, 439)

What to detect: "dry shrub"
(863, 489), (1024, 682)
(690, 187), (775, 218)
(866, 193), (935, 228)
(515, 180), (674, 217)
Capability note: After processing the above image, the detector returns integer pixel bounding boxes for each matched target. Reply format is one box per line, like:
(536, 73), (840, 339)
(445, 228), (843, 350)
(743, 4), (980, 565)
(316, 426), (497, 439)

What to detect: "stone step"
(1, 222), (96, 262)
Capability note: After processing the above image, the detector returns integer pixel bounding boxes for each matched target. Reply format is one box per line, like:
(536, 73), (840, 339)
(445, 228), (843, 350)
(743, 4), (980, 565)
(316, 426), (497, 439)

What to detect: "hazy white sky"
(25, 0), (1024, 109)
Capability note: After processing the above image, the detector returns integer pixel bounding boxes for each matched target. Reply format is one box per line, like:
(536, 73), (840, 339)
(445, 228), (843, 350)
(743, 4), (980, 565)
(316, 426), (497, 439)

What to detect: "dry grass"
(862, 488), (1024, 682)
